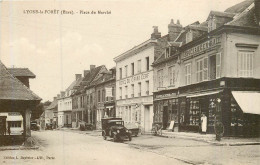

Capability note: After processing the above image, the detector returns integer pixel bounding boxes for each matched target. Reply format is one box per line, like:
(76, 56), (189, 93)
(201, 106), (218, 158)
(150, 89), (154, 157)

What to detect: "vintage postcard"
(0, 0), (259, 165)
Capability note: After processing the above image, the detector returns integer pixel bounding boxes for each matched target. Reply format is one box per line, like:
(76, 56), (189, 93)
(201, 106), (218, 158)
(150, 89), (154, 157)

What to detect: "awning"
(6, 115), (23, 121)
(186, 90), (222, 98)
(232, 91), (260, 115)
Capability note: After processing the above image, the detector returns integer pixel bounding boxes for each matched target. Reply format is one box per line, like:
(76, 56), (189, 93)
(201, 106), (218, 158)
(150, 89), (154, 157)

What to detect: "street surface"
(0, 130), (259, 165)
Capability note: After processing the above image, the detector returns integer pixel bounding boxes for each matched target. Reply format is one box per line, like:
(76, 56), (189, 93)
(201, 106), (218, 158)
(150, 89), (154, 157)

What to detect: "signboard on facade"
(155, 92), (177, 100)
(105, 87), (113, 97)
(183, 36), (221, 58)
(119, 72), (149, 86)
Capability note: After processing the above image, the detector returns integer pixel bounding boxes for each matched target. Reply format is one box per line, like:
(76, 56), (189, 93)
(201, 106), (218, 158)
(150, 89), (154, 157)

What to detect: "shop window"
(188, 100), (200, 126)
(9, 121), (21, 128)
(238, 51), (254, 77)
(231, 97), (244, 127)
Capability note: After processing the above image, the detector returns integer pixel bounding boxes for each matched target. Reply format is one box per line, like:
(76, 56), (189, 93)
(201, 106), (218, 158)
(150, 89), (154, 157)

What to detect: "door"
(163, 106), (168, 129)
(144, 106), (150, 132)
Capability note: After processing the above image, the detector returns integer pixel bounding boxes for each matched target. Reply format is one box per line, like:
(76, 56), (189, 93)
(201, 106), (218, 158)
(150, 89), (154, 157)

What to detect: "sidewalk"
(161, 130), (260, 146)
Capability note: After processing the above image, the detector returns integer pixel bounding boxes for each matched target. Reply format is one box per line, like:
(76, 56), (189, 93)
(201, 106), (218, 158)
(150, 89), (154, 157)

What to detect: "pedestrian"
(201, 113), (207, 134)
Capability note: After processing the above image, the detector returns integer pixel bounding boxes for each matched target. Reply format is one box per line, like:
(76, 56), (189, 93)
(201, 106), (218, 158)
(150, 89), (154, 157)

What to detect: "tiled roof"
(187, 25), (208, 31)
(225, 0), (254, 13)
(46, 98), (58, 111)
(0, 60), (41, 101)
(226, 3), (258, 27)
(82, 65), (104, 83)
(7, 68), (36, 78)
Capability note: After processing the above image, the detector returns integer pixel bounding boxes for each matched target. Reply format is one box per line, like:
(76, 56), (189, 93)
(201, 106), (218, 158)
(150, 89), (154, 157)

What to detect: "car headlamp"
(117, 130), (120, 133)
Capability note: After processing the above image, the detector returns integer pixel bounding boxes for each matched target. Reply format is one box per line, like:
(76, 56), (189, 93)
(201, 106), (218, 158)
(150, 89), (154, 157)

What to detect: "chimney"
(60, 91), (65, 98)
(90, 65), (96, 71)
(75, 74), (82, 80)
(151, 26), (161, 40)
(57, 94), (60, 98)
(84, 70), (90, 77)
(168, 19), (182, 41)
(53, 97), (57, 101)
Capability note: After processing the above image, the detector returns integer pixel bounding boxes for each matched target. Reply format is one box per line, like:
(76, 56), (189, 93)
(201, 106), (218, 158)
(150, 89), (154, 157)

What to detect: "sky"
(0, 0), (245, 102)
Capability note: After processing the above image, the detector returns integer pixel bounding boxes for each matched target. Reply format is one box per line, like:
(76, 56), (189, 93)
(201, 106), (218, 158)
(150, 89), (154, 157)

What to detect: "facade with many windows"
(153, 1), (260, 136)
(114, 26), (172, 133)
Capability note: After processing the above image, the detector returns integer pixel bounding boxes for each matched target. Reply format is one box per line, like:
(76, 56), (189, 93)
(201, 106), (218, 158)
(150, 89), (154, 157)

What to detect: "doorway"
(144, 106), (151, 132)
(163, 106), (168, 129)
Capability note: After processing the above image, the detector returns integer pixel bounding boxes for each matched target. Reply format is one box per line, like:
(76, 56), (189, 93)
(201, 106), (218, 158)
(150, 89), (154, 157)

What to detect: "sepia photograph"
(0, 0), (259, 164)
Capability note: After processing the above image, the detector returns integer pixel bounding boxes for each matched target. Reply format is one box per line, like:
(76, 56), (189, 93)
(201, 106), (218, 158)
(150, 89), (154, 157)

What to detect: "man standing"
(201, 113), (207, 134)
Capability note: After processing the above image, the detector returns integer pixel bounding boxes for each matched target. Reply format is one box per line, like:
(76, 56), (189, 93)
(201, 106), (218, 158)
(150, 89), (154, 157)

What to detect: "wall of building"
(153, 58), (180, 92)
(224, 33), (260, 78)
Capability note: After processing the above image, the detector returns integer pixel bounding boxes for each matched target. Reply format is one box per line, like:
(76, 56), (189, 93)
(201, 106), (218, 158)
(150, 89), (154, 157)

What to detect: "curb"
(161, 134), (260, 146)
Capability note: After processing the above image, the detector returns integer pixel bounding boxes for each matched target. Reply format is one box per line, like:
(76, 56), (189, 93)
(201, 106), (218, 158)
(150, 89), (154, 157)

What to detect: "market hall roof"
(0, 60), (41, 101)
(7, 68), (36, 78)
(46, 98), (58, 111)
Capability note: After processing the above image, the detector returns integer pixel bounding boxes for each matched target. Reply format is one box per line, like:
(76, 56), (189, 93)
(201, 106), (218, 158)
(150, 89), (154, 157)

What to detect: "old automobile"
(102, 118), (132, 142)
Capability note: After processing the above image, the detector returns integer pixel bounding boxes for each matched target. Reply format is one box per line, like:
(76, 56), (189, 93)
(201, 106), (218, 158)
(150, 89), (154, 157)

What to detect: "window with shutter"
(238, 51), (254, 77)
(216, 53), (221, 78)
(203, 57), (208, 81)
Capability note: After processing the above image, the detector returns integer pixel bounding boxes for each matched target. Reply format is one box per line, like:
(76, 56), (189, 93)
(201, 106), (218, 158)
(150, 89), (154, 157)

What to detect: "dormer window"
(165, 47), (171, 58)
(208, 16), (216, 32)
(186, 30), (193, 43)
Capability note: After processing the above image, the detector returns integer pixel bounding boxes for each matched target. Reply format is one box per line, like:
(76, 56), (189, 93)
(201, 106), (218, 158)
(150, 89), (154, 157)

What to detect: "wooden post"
(25, 109), (31, 137)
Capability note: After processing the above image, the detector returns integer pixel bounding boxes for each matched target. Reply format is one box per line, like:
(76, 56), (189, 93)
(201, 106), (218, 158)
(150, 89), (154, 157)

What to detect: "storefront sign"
(183, 37), (221, 58)
(155, 92), (177, 99)
(119, 72), (149, 86)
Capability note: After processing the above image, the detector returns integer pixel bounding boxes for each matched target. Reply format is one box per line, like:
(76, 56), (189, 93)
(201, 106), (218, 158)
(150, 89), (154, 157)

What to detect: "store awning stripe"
(232, 91), (260, 115)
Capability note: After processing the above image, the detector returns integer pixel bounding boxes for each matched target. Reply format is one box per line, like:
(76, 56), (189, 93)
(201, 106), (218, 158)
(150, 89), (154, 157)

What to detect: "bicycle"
(151, 124), (162, 136)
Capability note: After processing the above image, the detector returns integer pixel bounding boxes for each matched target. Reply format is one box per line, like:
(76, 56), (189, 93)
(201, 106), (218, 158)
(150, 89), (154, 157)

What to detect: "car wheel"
(103, 136), (107, 140)
(129, 135), (132, 141)
(113, 134), (117, 142)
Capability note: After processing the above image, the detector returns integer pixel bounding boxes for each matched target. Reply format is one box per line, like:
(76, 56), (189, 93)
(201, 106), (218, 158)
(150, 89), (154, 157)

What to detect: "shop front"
(153, 89), (179, 131)
(154, 78), (260, 137)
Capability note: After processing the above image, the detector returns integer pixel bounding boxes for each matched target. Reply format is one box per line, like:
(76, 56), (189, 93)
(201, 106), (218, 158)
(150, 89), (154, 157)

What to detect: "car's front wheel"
(129, 134), (132, 141)
(113, 134), (117, 142)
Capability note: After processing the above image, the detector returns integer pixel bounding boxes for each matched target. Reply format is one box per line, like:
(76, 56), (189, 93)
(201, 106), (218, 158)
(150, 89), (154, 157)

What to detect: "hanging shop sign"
(183, 36), (221, 58)
(119, 72), (149, 86)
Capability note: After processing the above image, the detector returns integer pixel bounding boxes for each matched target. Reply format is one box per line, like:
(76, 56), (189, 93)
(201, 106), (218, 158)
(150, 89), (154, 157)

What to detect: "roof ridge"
(0, 60), (41, 100)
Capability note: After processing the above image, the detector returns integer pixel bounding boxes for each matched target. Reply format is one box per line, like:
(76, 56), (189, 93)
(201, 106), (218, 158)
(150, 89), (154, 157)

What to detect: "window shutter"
(216, 53), (221, 78)
(203, 57), (208, 80)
